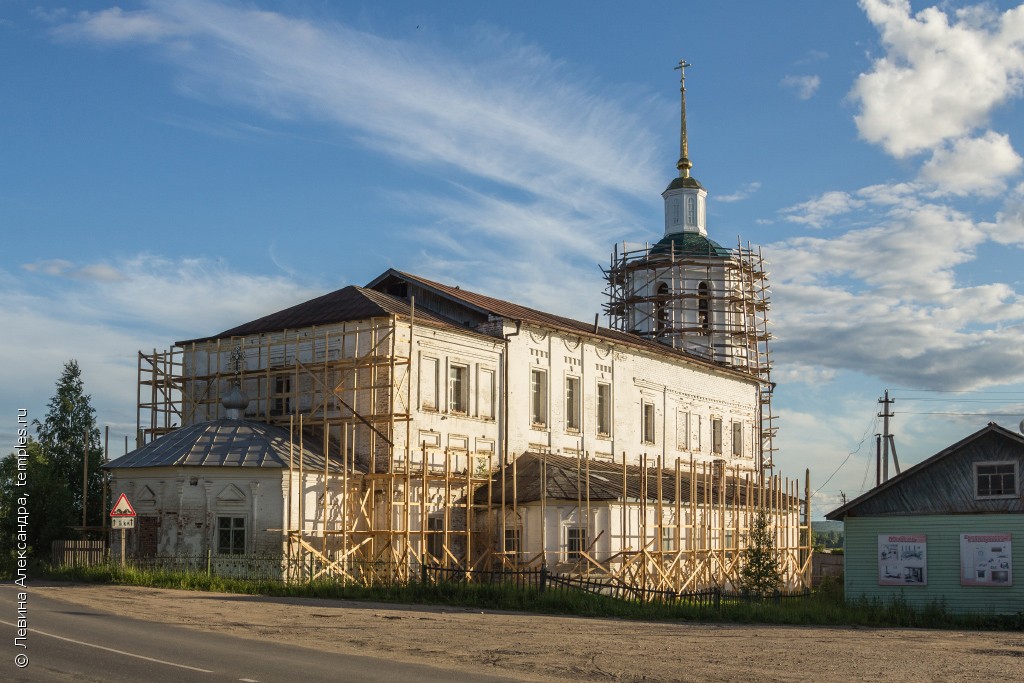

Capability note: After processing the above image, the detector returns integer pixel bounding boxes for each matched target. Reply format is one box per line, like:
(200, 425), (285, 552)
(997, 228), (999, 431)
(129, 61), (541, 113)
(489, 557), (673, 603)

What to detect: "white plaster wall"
(501, 323), (759, 472)
(109, 466), (285, 558)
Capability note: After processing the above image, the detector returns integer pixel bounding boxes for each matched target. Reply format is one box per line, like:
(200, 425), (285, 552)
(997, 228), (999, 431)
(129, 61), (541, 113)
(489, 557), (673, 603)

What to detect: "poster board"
(878, 534), (927, 586)
(960, 533), (1012, 586)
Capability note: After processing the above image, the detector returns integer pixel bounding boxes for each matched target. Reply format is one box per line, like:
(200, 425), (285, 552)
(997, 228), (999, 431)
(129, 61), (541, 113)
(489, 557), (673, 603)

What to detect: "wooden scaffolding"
(603, 238), (777, 471)
(137, 312), (808, 592)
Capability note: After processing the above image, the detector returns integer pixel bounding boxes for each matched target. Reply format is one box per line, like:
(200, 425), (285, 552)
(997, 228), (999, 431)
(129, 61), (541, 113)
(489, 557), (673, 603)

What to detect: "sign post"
(109, 493), (137, 567)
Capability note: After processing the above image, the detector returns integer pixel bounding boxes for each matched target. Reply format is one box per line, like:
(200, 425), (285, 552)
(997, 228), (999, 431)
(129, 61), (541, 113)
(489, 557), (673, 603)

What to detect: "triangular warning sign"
(110, 493), (136, 517)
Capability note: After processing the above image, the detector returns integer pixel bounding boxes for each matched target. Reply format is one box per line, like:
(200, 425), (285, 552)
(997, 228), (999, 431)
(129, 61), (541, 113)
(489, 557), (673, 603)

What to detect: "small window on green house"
(975, 462), (1018, 498)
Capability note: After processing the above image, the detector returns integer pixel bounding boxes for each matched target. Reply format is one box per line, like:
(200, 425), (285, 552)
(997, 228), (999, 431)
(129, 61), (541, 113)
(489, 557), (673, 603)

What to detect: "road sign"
(111, 517), (135, 529)
(110, 493), (136, 517)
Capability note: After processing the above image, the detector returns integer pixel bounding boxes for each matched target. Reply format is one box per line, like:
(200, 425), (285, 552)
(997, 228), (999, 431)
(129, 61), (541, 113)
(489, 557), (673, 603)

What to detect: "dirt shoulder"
(29, 583), (1024, 682)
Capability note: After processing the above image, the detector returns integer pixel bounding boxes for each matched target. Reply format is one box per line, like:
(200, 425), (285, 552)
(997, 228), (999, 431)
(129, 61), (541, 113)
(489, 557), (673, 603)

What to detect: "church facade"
(108, 65), (809, 591)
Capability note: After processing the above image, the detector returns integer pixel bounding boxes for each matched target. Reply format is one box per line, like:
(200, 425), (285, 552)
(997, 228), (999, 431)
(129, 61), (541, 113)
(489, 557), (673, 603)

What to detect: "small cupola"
(663, 60), (708, 237)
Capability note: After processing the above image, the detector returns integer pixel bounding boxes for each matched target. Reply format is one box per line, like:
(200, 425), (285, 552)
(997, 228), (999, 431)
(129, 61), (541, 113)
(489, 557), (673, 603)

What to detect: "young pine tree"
(737, 507), (782, 598)
(33, 360), (106, 531)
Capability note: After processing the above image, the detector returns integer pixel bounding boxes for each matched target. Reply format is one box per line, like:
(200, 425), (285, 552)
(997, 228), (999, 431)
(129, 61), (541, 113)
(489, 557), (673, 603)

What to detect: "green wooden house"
(826, 423), (1023, 616)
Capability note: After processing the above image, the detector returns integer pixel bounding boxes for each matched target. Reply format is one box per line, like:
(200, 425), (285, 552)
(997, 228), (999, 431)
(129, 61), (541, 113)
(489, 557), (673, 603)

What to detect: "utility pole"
(877, 390), (896, 485)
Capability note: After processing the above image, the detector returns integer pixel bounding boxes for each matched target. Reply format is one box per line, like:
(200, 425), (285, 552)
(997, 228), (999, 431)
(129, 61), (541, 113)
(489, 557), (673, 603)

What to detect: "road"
(1, 585), (519, 683)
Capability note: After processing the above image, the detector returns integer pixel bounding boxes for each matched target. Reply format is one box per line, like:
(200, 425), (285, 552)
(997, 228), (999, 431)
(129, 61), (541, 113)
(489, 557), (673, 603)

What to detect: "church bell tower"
(602, 61), (777, 466)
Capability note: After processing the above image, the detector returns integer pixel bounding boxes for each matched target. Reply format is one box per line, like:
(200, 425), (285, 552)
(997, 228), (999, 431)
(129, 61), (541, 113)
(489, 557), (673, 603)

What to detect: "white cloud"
(716, 181), (761, 203)
(51, 0), (668, 327)
(54, 1), (664, 207)
(23, 259), (126, 282)
(979, 182), (1024, 247)
(780, 74), (821, 100)
(53, 7), (187, 43)
(769, 194), (1024, 390)
(780, 191), (865, 228)
(852, 0), (1024, 158)
(919, 131), (1023, 197)
(0, 255), (323, 450)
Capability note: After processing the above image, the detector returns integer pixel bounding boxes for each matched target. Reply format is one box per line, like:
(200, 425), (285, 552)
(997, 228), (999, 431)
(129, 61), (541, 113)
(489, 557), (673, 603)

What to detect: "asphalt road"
(1, 585), (520, 682)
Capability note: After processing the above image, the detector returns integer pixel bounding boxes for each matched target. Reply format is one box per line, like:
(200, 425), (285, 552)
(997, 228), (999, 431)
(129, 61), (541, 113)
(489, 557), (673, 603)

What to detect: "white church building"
(107, 64), (809, 591)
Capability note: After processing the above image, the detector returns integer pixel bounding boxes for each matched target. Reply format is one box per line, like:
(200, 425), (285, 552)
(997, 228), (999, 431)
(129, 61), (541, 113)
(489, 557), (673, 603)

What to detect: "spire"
(674, 59), (692, 178)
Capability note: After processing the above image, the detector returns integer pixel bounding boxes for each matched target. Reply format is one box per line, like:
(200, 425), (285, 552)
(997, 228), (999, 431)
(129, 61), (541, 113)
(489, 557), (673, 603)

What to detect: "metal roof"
(473, 452), (760, 505)
(649, 232), (731, 258)
(369, 270), (759, 382)
(104, 419), (346, 472)
(177, 285), (461, 345)
(825, 422), (1024, 520)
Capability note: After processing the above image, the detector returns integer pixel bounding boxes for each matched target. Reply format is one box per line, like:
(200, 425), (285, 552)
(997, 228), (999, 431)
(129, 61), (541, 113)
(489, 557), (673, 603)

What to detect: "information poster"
(878, 534), (927, 586)
(960, 533), (1012, 586)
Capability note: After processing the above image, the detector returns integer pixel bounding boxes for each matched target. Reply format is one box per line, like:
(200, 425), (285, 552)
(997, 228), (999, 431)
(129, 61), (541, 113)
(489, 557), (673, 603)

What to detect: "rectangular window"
(420, 356), (439, 410)
(530, 369), (548, 427)
(427, 516), (445, 560)
(478, 368), (495, 419)
(642, 402), (656, 444)
(732, 421), (743, 457)
(661, 526), (676, 552)
(272, 376), (291, 415)
(504, 528), (521, 554)
(975, 462), (1018, 498)
(565, 376), (581, 431)
(712, 418), (723, 454)
(449, 364), (468, 413)
(596, 382), (612, 436)
(217, 516), (245, 555)
(677, 410), (690, 450)
(567, 527), (588, 561)
(696, 415), (702, 451)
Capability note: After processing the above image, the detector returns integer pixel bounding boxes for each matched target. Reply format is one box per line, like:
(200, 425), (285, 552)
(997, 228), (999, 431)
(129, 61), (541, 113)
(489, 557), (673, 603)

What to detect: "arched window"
(655, 282), (669, 334)
(697, 281), (710, 332)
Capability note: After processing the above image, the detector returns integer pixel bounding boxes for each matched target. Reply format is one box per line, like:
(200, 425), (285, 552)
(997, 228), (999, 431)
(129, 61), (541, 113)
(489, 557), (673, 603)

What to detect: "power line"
(813, 413), (878, 498)
(897, 411), (1023, 417)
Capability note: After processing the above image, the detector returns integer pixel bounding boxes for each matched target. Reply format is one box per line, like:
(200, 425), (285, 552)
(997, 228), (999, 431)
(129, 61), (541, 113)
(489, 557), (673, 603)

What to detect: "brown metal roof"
(177, 285), (461, 345)
(473, 452), (761, 506)
(373, 270), (759, 381)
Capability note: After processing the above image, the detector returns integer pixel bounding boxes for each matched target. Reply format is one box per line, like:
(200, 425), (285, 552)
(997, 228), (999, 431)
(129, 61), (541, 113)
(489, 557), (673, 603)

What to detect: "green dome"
(649, 232), (731, 258)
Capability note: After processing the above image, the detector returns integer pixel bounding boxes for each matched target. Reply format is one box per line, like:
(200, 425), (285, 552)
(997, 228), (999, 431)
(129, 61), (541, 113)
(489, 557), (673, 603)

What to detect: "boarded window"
(712, 418), (723, 454)
(531, 369), (548, 427)
(596, 382), (612, 436)
(420, 356), (439, 410)
(478, 368), (495, 419)
(642, 402), (656, 444)
(565, 376), (581, 431)
(677, 410), (690, 450)
(732, 421), (743, 456)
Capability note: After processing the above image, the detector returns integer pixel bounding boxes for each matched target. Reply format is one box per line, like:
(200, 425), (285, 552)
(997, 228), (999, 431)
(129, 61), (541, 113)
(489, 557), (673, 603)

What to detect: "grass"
(37, 564), (1023, 631)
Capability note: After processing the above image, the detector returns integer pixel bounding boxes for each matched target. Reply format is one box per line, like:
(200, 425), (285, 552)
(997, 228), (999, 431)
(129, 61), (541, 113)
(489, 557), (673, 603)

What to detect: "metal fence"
(58, 551), (810, 606)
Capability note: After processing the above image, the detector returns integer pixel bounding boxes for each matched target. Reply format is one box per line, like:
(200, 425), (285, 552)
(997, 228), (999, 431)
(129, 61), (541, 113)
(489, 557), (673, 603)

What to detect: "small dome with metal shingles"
(104, 419), (345, 472)
(649, 231), (731, 258)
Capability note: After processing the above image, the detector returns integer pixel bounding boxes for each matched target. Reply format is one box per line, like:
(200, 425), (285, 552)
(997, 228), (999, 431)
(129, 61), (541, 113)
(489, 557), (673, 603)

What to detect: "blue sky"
(3, 1), (1024, 517)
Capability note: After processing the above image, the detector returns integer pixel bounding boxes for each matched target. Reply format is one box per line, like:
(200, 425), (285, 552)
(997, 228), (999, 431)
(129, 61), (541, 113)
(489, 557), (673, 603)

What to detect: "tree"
(736, 508), (782, 598)
(32, 360), (107, 530)
(0, 439), (76, 568)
